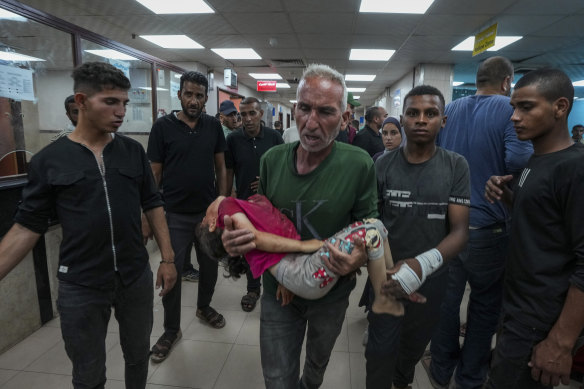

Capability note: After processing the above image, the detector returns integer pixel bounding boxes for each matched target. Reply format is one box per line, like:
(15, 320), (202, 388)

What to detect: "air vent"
(271, 58), (305, 67)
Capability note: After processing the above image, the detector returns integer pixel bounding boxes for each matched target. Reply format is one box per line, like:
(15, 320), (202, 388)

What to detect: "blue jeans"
(365, 269), (449, 389)
(259, 291), (349, 389)
(57, 265), (153, 389)
(163, 211), (219, 334)
(485, 316), (551, 389)
(429, 225), (508, 389)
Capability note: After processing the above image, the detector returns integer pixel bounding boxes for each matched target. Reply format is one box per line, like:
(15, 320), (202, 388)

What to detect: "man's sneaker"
(182, 268), (200, 282)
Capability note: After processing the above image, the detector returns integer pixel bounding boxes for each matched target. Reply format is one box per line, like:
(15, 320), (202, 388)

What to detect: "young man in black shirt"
(225, 96), (283, 311)
(0, 62), (176, 389)
(485, 68), (584, 388)
(146, 71), (229, 362)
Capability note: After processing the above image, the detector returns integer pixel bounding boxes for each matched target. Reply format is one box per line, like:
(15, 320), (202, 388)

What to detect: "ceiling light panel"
(135, 0), (213, 14)
(276, 83), (290, 88)
(347, 87), (366, 92)
(212, 48), (261, 60)
(451, 36), (523, 51)
(85, 50), (138, 60)
(359, 0), (435, 14)
(140, 35), (203, 49)
(249, 73), (282, 80)
(349, 49), (395, 61)
(345, 74), (376, 81)
(0, 52), (45, 61)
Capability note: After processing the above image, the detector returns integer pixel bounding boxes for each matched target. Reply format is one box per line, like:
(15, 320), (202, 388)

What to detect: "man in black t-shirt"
(225, 96), (283, 312)
(353, 106), (388, 157)
(145, 71), (229, 363)
(485, 68), (584, 389)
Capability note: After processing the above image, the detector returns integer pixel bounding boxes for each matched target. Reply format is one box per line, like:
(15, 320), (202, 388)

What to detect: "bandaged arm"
(391, 203), (469, 294)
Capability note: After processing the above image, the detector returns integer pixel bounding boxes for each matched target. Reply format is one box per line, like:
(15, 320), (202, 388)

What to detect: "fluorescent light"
(174, 74), (182, 78)
(249, 73), (282, 80)
(0, 52), (45, 62)
(140, 35), (203, 49)
(276, 83), (290, 88)
(353, 95), (361, 99)
(452, 81), (464, 86)
(138, 87), (169, 91)
(290, 100), (297, 103)
(359, 0), (434, 14)
(135, 0), (213, 14)
(349, 49), (395, 61)
(573, 80), (584, 87)
(0, 9), (26, 21)
(212, 48), (261, 60)
(85, 49), (138, 60)
(452, 36), (522, 51)
(347, 87), (366, 92)
(345, 74), (376, 81)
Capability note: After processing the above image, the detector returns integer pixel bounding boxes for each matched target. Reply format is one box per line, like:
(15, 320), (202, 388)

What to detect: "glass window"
(0, 9), (74, 179)
(81, 39), (153, 149)
(156, 67), (182, 118)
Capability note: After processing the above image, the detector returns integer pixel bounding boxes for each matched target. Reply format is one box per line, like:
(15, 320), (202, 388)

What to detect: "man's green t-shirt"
(258, 141), (378, 305)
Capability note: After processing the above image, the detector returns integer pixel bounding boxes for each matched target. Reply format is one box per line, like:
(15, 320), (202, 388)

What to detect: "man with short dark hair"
(225, 96), (283, 312)
(572, 124), (584, 144)
(219, 99), (238, 139)
(273, 120), (283, 135)
(485, 68), (584, 389)
(367, 85), (470, 389)
(146, 71), (229, 363)
(426, 56), (533, 389)
(51, 94), (79, 141)
(0, 61), (177, 389)
(353, 106), (388, 157)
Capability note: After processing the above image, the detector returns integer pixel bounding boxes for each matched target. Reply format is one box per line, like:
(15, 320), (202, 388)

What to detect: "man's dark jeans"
(485, 316), (551, 389)
(429, 226), (508, 389)
(260, 291), (349, 389)
(57, 265), (153, 389)
(163, 211), (219, 335)
(365, 269), (449, 389)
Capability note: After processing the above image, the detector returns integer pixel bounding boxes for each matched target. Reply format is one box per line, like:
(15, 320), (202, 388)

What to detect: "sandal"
(241, 290), (260, 312)
(150, 330), (182, 363)
(196, 306), (226, 329)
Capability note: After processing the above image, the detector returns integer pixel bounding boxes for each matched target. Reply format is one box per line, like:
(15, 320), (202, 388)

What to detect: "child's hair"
(195, 223), (249, 279)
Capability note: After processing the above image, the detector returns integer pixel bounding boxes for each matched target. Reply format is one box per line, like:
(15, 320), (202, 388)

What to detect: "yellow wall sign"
(473, 23), (498, 56)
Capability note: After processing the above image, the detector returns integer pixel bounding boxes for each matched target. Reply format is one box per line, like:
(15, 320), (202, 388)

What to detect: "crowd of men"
(0, 57), (582, 389)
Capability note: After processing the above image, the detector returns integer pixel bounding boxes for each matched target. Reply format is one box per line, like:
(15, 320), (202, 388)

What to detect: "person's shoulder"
(114, 133), (142, 147)
(436, 147), (470, 169)
(263, 142), (292, 158)
(334, 142), (374, 164)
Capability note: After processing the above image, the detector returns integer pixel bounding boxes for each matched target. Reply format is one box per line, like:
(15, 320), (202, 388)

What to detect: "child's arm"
(230, 212), (323, 253)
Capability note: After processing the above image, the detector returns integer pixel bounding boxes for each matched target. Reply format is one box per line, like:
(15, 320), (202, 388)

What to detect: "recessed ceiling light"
(212, 48), (261, 60)
(451, 36), (522, 51)
(0, 9), (26, 21)
(345, 74), (376, 81)
(249, 73), (282, 80)
(573, 80), (584, 86)
(135, 0), (213, 14)
(349, 49), (395, 61)
(359, 0), (435, 14)
(0, 52), (45, 62)
(139, 87), (170, 91)
(347, 87), (366, 92)
(276, 83), (290, 88)
(353, 95), (361, 99)
(452, 81), (464, 86)
(140, 35), (203, 49)
(290, 100), (297, 103)
(85, 49), (138, 60)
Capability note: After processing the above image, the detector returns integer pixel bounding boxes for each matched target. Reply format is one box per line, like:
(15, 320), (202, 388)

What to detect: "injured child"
(196, 194), (405, 316)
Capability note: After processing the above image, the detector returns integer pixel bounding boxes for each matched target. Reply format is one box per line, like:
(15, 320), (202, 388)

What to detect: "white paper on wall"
(0, 64), (35, 101)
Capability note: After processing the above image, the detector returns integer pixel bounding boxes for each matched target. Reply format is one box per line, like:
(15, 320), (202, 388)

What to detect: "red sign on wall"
(257, 80), (277, 92)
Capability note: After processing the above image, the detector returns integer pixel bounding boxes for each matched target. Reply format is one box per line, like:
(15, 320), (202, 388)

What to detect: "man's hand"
(141, 214), (154, 245)
(382, 258), (423, 300)
(221, 215), (256, 256)
(528, 336), (573, 387)
(156, 262), (177, 297)
(485, 174), (513, 204)
(250, 176), (260, 193)
(276, 284), (294, 306)
(320, 237), (367, 276)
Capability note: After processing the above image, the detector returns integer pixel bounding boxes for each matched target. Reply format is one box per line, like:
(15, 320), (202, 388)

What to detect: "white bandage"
(391, 263), (422, 295)
(415, 248), (443, 283)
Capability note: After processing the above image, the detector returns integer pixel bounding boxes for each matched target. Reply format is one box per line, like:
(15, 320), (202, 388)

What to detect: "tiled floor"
(0, 250), (580, 388)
